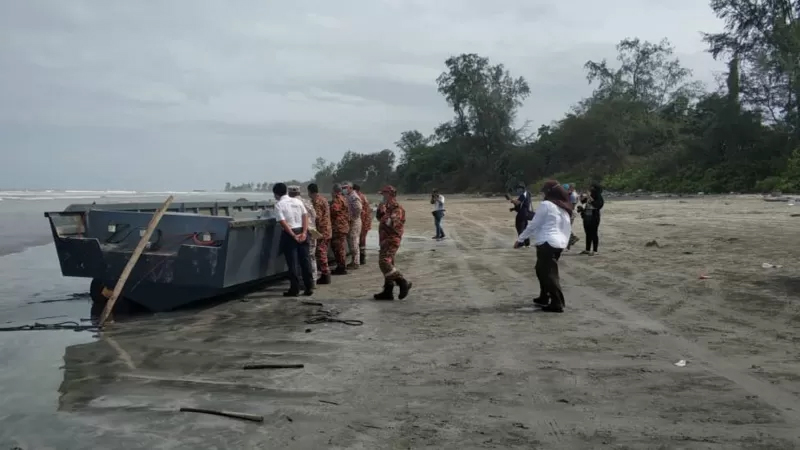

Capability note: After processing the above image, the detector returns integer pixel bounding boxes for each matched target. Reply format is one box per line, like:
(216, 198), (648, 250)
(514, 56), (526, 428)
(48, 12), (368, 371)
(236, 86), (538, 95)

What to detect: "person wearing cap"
(352, 183), (371, 264)
(289, 185), (318, 286)
(329, 183), (350, 275)
(509, 182), (532, 247)
(308, 183), (332, 284)
(342, 181), (363, 269)
(373, 185), (412, 300)
(272, 182), (314, 297)
(564, 183), (580, 250)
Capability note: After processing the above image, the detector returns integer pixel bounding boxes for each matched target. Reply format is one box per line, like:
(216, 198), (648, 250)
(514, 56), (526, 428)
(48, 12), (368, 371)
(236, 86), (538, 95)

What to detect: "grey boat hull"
(44, 200), (330, 312)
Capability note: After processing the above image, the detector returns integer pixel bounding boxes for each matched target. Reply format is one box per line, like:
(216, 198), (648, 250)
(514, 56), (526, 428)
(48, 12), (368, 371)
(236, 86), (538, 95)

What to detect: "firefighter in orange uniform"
(352, 183), (372, 265)
(373, 185), (412, 300)
(308, 183), (332, 284)
(329, 183), (350, 275)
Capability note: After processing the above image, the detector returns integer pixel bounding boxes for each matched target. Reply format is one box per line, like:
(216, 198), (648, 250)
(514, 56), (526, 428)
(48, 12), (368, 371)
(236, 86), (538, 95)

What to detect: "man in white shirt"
(273, 182), (314, 297)
(430, 189), (446, 239)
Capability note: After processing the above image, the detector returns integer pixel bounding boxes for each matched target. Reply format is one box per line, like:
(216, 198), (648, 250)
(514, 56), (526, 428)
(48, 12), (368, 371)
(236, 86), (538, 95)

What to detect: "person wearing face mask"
(577, 184), (605, 255)
(514, 180), (572, 313)
(272, 182), (314, 297)
(508, 182), (533, 247)
(373, 185), (412, 301)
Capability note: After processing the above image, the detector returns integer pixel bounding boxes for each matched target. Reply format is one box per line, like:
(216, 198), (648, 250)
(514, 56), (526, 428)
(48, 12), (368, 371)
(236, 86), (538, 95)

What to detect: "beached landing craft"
(44, 200), (334, 316)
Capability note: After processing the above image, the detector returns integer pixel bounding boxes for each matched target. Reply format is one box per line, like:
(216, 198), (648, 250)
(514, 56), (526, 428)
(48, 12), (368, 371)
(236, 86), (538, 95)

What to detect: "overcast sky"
(0, 0), (724, 191)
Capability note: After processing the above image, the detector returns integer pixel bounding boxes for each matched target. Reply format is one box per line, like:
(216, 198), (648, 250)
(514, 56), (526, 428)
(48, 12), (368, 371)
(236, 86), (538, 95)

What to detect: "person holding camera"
(576, 184), (605, 255)
(431, 189), (446, 240)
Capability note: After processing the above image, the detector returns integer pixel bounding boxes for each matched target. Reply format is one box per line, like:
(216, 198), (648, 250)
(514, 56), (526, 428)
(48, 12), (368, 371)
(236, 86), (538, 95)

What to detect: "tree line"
(308, 0), (800, 194)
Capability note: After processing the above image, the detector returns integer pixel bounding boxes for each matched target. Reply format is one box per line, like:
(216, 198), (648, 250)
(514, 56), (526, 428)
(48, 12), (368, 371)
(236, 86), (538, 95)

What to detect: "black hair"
(307, 183), (319, 194)
(352, 183), (361, 191)
(272, 182), (287, 197)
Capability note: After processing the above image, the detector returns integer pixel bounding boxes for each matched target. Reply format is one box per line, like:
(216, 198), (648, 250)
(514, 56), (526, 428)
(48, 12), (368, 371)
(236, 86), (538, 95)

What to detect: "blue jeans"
(433, 210), (445, 238)
(281, 228), (313, 292)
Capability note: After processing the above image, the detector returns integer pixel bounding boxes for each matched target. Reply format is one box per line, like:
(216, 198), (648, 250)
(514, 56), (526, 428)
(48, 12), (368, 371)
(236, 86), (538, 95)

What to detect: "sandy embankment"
(40, 196), (800, 449)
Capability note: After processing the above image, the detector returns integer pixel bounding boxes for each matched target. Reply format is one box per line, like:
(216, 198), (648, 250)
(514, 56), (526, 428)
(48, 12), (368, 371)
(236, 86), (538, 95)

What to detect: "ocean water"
(0, 190), (270, 447)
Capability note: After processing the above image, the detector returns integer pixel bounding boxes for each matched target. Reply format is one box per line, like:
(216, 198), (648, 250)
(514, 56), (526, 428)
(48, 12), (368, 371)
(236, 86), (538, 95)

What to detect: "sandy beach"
(3, 195), (800, 449)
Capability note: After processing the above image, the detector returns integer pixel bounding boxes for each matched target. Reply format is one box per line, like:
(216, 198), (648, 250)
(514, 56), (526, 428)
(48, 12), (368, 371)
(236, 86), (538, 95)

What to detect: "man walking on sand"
(308, 183), (332, 285)
(373, 185), (413, 301)
(352, 183), (371, 265)
(289, 185), (317, 286)
(342, 181), (363, 270)
(329, 183), (350, 275)
(272, 182), (314, 297)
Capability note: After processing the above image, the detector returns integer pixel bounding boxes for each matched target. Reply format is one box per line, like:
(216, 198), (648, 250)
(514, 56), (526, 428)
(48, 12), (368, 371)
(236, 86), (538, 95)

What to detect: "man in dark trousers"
(273, 182), (314, 296)
(509, 182), (532, 247)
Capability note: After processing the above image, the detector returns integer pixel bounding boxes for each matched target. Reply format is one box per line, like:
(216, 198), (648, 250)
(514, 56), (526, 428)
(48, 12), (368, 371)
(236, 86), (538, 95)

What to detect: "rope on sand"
(0, 321), (99, 333)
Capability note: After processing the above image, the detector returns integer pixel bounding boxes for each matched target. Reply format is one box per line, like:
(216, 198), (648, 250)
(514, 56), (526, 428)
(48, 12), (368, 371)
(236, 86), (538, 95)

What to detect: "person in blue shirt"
(509, 182), (533, 247)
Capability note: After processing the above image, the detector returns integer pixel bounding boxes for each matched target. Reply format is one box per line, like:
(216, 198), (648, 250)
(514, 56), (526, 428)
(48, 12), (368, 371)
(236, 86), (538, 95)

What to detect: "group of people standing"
(510, 181), (605, 313)
(272, 182), (412, 301)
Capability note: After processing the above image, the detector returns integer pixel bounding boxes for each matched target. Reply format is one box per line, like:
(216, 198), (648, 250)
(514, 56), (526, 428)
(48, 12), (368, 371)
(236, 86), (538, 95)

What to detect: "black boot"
(396, 278), (413, 299)
(533, 295), (549, 306)
(332, 266), (347, 275)
(359, 251), (366, 265)
(373, 281), (394, 300)
(316, 273), (331, 285)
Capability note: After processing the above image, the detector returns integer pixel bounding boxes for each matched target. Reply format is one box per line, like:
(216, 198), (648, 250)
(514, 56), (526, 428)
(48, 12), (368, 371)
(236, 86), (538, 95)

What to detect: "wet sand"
(5, 196), (800, 449)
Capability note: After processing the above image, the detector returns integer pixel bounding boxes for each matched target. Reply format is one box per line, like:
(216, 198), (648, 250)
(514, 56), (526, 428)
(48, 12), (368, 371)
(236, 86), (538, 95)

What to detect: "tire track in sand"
(442, 226), (580, 445)
(455, 210), (800, 427)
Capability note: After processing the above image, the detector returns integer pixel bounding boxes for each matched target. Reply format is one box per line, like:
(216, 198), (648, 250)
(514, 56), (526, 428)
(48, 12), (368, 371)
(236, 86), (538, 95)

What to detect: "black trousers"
(281, 228), (314, 292)
(536, 243), (565, 308)
(515, 215), (530, 246)
(583, 216), (600, 252)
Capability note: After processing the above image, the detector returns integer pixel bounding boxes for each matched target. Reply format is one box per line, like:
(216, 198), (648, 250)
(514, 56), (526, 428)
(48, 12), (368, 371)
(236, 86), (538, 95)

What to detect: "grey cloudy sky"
(0, 0), (724, 191)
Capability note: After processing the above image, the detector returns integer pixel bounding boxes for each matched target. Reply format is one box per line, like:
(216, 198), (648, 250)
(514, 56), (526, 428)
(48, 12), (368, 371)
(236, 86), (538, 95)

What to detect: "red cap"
(379, 185), (396, 194)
